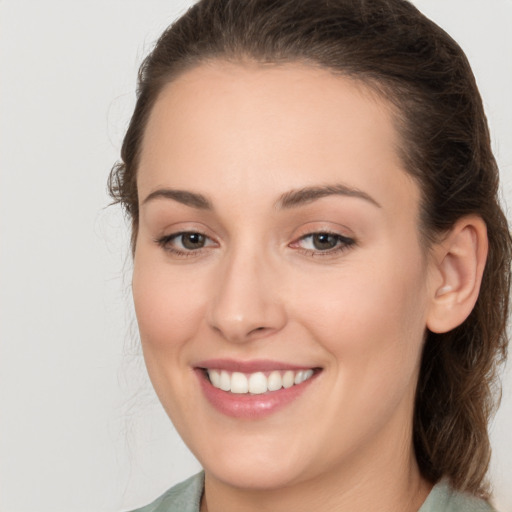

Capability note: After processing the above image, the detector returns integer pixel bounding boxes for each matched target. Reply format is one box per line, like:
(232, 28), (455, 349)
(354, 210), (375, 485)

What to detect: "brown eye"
(181, 232), (206, 250)
(157, 231), (216, 255)
(311, 233), (339, 250)
(293, 231), (355, 255)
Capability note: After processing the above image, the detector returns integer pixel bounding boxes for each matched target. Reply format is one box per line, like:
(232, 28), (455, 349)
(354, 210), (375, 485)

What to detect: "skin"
(132, 61), (484, 512)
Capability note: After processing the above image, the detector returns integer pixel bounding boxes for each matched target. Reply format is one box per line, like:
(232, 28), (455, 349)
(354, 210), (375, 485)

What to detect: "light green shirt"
(130, 472), (496, 512)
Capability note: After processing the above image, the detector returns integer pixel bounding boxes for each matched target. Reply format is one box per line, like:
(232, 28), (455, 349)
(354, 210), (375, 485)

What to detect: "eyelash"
(155, 231), (356, 258)
(156, 231), (217, 258)
(293, 232), (356, 257)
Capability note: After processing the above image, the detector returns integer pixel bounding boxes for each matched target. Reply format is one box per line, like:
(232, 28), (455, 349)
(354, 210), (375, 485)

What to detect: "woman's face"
(133, 62), (436, 490)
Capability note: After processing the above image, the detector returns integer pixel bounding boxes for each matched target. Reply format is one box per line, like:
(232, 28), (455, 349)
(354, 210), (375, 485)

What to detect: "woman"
(109, 0), (511, 510)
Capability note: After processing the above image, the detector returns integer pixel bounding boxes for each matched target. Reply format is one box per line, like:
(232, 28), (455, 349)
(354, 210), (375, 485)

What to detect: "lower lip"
(196, 369), (319, 419)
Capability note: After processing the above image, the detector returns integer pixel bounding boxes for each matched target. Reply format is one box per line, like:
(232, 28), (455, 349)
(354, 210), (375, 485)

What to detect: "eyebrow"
(143, 189), (213, 209)
(142, 183), (381, 211)
(276, 184), (381, 209)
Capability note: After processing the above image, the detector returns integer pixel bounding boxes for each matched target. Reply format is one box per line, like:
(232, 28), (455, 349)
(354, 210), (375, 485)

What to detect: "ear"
(426, 215), (488, 334)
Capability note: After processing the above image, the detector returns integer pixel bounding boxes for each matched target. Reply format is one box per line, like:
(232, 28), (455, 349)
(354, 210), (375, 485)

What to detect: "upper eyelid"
(159, 231), (217, 244)
(158, 229), (352, 242)
(292, 232), (355, 247)
(291, 226), (355, 242)
(157, 225), (216, 240)
(297, 230), (352, 239)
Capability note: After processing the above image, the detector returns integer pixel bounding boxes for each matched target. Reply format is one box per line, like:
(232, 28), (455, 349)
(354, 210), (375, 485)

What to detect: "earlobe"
(426, 216), (488, 334)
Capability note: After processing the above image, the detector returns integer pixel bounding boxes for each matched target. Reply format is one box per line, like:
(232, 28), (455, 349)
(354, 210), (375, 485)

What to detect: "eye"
(177, 232), (208, 250)
(156, 231), (217, 255)
(303, 233), (340, 250)
(293, 231), (355, 255)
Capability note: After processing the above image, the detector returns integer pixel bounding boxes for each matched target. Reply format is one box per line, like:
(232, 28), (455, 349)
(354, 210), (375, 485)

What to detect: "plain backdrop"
(1, 1), (511, 511)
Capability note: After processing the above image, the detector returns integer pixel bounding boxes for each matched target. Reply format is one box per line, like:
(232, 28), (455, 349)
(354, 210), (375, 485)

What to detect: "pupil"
(313, 233), (337, 250)
(183, 233), (205, 249)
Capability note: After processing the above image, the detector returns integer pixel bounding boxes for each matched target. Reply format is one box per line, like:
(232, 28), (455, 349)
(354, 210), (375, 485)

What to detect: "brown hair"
(109, 0), (511, 497)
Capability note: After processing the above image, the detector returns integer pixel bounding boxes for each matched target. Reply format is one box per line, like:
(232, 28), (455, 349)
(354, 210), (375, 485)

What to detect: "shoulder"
(127, 472), (204, 512)
(419, 479), (497, 512)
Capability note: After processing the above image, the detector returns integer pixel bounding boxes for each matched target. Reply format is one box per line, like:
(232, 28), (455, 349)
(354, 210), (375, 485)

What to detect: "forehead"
(137, 60), (419, 216)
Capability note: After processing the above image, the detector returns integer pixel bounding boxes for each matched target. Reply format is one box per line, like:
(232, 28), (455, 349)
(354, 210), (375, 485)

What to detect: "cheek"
(132, 253), (209, 354)
(291, 248), (429, 379)
(299, 254), (429, 444)
(131, 252), (214, 422)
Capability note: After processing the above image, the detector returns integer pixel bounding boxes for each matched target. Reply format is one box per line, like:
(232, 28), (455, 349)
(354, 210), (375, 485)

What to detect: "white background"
(1, 1), (511, 511)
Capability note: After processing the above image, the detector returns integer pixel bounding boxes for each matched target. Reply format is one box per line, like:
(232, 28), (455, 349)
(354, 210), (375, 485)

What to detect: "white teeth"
(267, 371), (283, 391)
(209, 369), (221, 388)
(294, 370), (306, 385)
(207, 368), (315, 394)
(220, 370), (231, 391)
(231, 372), (249, 393)
(294, 369), (314, 385)
(282, 370), (295, 388)
(248, 372), (267, 394)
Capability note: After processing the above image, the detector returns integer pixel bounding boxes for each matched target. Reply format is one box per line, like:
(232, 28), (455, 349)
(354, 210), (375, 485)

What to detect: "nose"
(207, 248), (287, 344)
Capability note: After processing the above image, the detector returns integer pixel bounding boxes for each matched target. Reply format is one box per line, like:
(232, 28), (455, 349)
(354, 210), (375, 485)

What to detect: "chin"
(183, 424), (311, 490)
(203, 455), (306, 490)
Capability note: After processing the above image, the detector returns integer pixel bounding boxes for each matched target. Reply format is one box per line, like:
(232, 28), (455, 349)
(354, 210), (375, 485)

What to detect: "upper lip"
(195, 358), (318, 373)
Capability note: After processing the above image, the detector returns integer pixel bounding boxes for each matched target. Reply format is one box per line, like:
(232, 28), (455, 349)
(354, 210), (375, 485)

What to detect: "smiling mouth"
(203, 368), (319, 394)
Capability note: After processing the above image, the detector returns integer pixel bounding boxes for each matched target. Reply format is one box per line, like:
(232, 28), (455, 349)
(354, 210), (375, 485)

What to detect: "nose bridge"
(208, 239), (286, 342)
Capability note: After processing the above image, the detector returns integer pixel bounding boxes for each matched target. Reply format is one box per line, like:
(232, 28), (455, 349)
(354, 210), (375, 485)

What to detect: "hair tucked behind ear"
(109, 0), (511, 497)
